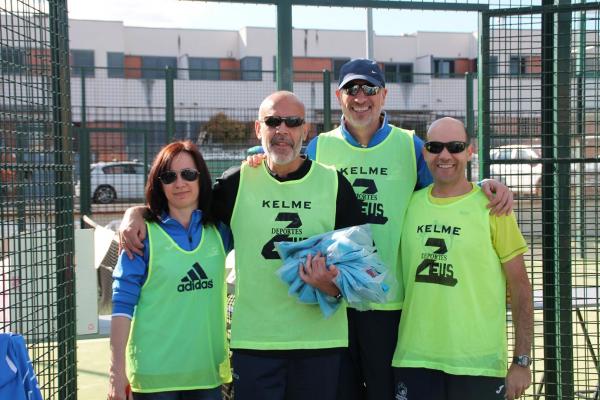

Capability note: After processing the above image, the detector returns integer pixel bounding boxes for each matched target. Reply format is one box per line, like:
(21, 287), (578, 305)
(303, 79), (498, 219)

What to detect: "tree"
(202, 112), (246, 143)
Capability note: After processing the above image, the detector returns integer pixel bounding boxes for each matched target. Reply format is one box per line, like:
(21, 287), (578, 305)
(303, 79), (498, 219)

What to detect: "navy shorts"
(393, 367), (506, 400)
(232, 349), (342, 400)
(132, 387), (222, 400)
(337, 308), (401, 400)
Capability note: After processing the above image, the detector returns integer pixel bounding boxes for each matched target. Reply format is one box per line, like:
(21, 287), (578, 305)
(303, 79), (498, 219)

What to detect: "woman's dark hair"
(144, 140), (215, 225)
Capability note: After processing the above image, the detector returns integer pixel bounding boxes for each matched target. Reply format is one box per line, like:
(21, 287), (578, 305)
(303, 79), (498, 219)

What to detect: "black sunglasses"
(424, 141), (468, 154)
(158, 168), (200, 184)
(262, 116), (305, 128)
(342, 84), (381, 96)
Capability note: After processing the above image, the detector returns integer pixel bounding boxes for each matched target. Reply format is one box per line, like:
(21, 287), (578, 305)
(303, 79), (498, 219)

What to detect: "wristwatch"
(512, 355), (532, 367)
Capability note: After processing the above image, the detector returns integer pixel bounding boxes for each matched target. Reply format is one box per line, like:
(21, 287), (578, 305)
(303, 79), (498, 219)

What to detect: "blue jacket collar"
(339, 111), (392, 148)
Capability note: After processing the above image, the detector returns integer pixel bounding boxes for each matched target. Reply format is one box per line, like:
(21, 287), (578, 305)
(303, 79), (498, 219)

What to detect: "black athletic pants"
(336, 308), (402, 400)
(393, 367), (506, 400)
(132, 388), (222, 400)
(232, 349), (342, 400)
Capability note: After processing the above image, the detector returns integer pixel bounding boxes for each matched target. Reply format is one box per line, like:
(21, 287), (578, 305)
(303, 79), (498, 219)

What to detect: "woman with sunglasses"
(108, 141), (232, 400)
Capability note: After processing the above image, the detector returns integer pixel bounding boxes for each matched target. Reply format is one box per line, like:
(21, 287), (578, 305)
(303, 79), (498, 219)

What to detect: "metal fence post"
(276, 0), (293, 91)
(478, 12), (490, 182)
(166, 66), (175, 143)
(50, 0), (77, 398)
(465, 72), (475, 181)
(323, 70), (332, 132)
(576, 5), (587, 258)
(79, 70), (91, 225)
(541, 3), (574, 398)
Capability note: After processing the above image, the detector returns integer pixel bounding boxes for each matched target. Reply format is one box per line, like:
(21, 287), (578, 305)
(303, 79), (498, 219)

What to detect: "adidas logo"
(177, 262), (214, 292)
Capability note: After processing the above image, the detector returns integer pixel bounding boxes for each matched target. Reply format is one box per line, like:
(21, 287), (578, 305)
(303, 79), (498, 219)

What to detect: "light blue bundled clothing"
(275, 224), (392, 317)
(0, 333), (43, 400)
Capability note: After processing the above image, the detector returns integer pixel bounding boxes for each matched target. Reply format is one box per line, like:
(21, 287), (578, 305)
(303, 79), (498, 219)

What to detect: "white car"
(82, 161), (147, 204)
(489, 145), (542, 196)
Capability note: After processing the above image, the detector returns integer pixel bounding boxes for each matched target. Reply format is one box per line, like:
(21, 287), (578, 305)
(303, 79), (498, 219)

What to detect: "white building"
(68, 19), (479, 78)
(64, 19), (483, 142)
(3, 17), (597, 161)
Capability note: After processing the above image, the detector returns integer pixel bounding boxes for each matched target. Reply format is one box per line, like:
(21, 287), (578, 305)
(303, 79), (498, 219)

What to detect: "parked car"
(471, 145), (599, 197)
(489, 145), (542, 196)
(76, 161), (147, 204)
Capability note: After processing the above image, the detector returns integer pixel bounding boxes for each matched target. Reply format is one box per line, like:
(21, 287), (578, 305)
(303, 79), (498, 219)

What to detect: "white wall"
(376, 35), (418, 62)
(240, 27), (277, 69)
(417, 31), (476, 59)
(70, 20), (125, 68)
(122, 26), (239, 58)
(292, 29), (366, 58)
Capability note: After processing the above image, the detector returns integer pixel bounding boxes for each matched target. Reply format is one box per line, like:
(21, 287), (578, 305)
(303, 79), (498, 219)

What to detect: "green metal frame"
(322, 69), (332, 132)
(50, 1), (77, 398)
(478, 11), (491, 183)
(166, 66), (176, 142)
(79, 69), (91, 222)
(483, 2), (600, 398)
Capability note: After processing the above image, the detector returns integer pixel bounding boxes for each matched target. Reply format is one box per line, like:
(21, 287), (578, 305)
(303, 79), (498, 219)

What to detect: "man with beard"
(119, 91), (365, 400)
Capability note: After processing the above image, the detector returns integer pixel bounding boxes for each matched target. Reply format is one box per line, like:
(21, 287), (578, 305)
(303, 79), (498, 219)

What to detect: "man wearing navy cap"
(305, 59), (514, 400)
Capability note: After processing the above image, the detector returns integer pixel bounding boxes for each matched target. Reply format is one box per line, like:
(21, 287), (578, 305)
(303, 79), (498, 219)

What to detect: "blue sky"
(67, 0), (479, 35)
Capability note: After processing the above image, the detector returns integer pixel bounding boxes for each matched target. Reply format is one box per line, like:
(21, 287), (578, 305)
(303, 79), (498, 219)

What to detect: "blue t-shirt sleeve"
(413, 135), (433, 190)
(217, 221), (233, 253)
(111, 238), (149, 318)
(305, 136), (318, 160)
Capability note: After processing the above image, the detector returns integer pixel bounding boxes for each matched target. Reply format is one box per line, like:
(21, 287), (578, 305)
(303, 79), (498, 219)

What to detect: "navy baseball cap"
(338, 59), (385, 89)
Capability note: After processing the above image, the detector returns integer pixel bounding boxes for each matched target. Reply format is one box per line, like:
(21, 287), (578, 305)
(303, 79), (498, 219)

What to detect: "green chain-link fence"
(74, 68), (474, 225)
(0, 0), (77, 399)
(2, 0), (600, 398)
(480, 3), (600, 398)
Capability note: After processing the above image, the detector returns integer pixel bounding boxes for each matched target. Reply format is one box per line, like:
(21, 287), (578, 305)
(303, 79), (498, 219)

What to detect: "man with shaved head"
(392, 117), (533, 400)
(120, 91), (365, 400)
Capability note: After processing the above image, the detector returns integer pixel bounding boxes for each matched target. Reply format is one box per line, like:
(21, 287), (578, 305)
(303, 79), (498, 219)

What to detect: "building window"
(124, 56), (142, 79)
(0, 46), (26, 74)
(333, 58), (351, 81)
(188, 57), (220, 80)
(71, 49), (95, 77)
(241, 56), (262, 81)
(107, 52), (124, 78)
(384, 63), (413, 83)
(433, 58), (455, 78)
(141, 56), (177, 79)
(293, 57), (332, 82)
(510, 56), (527, 75)
(525, 55), (541, 74)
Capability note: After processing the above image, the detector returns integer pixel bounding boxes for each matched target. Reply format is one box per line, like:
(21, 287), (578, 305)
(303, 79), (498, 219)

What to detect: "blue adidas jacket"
(0, 333), (43, 400)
